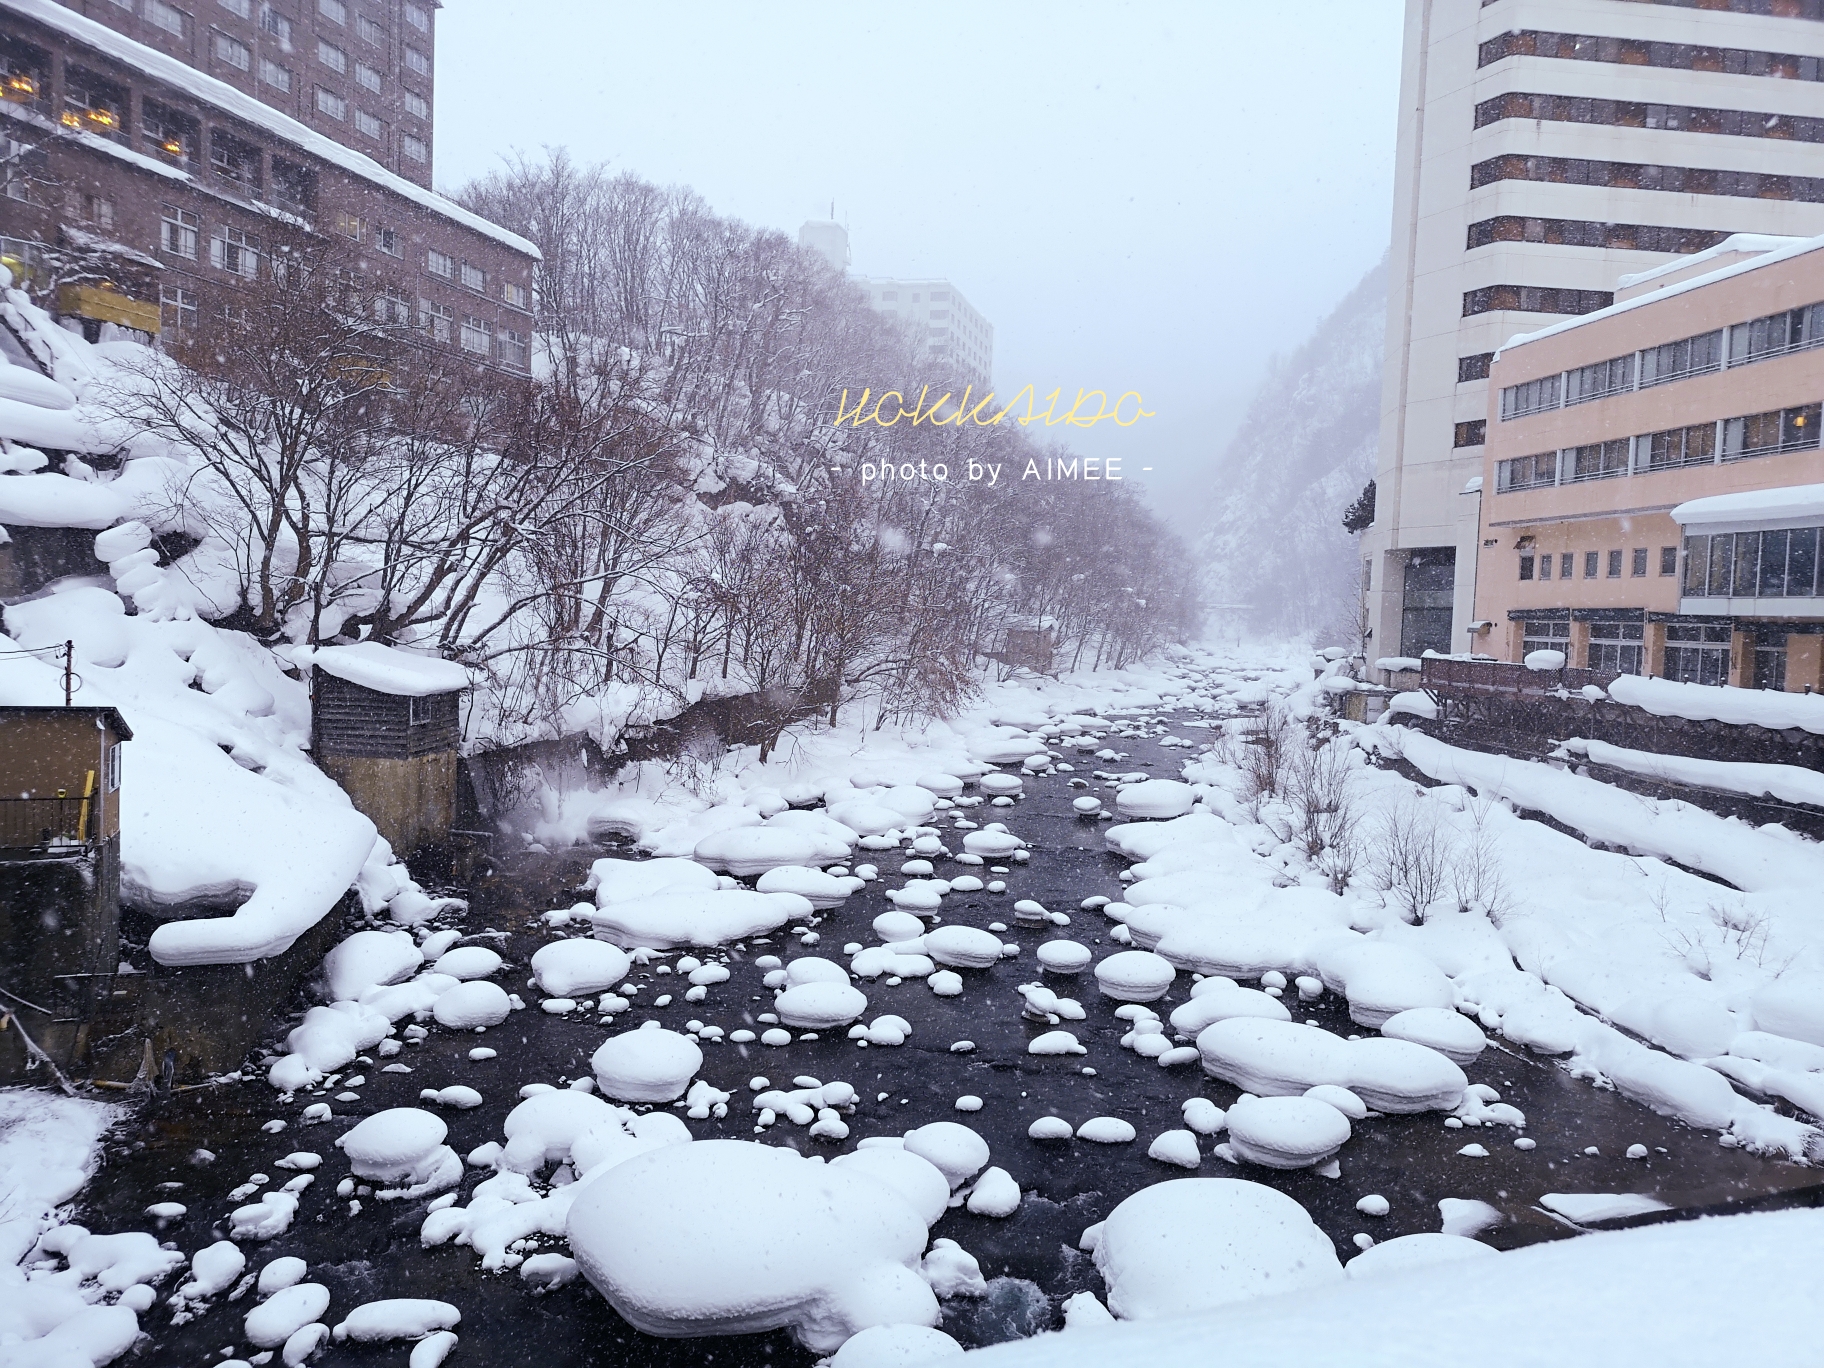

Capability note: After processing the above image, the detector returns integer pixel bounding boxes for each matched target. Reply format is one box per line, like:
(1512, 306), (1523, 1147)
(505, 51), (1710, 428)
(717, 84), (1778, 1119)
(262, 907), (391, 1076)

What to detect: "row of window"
(1518, 546), (1678, 581)
(311, 85), (426, 159)
(1476, 90), (1824, 145)
(114, 0), (430, 66)
(1500, 302), (1824, 419)
(1497, 404), (1821, 490)
(1479, 28), (1824, 81)
(1518, 615), (1787, 688)
(1463, 284), (1613, 318)
(1466, 216), (1727, 255)
(1472, 154), (1824, 206)
(162, 202), (528, 310)
(1684, 527), (1824, 600)
(157, 282), (528, 367)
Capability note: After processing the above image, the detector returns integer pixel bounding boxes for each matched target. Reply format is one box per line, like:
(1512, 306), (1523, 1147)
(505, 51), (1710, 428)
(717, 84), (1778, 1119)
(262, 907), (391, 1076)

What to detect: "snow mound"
(776, 981), (870, 1029)
(588, 857), (721, 904)
(1115, 780), (1195, 820)
(588, 889), (813, 948)
(1224, 1096), (1351, 1169)
(757, 865), (861, 909)
(1090, 1178), (1342, 1320)
(531, 940), (632, 998)
(1380, 1008), (1487, 1065)
(1037, 940), (1093, 973)
(827, 1323), (962, 1365)
(1312, 938), (1455, 1027)
(1345, 1232), (1497, 1278)
(1168, 983), (1291, 1034)
(1094, 951), (1176, 1002)
(695, 828), (824, 878)
(320, 930), (421, 1002)
(566, 1139), (939, 1353)
(430, 981), (512, 1029)
(1197, 1018), (1466, 1113)
(590, 1027), (703, 1102)
(902, 1122), (990, 1189)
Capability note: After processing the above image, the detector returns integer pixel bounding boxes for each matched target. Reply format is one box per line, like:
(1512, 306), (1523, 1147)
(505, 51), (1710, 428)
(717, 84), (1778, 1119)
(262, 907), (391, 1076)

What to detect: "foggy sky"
(434, 1), (1404, 533)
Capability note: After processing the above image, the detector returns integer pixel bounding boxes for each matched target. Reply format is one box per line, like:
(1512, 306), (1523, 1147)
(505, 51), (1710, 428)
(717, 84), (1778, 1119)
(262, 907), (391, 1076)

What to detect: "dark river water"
(74, 711), (1824, 1365)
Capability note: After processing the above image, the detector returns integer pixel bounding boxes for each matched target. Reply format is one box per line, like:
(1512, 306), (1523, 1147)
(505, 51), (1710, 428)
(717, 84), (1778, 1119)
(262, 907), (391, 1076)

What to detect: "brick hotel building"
(0, 0), (536, 366)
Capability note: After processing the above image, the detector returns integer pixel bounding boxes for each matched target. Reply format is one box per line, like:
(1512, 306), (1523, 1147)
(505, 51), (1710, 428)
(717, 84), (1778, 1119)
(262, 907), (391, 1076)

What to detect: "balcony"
(0, 797), (97, 854)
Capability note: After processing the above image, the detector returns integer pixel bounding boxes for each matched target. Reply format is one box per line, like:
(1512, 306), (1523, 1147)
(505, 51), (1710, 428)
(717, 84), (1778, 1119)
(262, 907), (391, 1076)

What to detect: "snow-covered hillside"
(1194, 259), (1385, 640)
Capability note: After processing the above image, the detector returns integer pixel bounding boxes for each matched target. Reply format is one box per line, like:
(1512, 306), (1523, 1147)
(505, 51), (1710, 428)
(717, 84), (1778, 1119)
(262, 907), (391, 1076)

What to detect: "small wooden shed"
(307, 642), (471, 857)
(0, 705), (131, 1080)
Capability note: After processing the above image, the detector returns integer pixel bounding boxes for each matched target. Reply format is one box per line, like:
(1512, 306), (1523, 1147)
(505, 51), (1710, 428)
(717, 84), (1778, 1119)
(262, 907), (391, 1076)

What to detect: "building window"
(1640, 330), (1724, 388)
(1664, 623), (1732, 686)
(1492, 449), (1552, 492)
(260, 58), (292, 90)
(261, 6), (292, 43)
(211, 132), (260, 189)
(316, 87), (346, 119)
(74, 191), (114, 229)
(318, 40), (347, 73)
(1722, 404), (1822, 460)
(405, 46), (431, 76)
(1465, 285), (1613, 318)
(355, 62), (382, 92)
(210, 225), (259, 277)
(160, 204), (200, 259)
(426, 249), (453, 279)
(375, 288), (411, 325)
(460, 316), (491, 355)
(420, 300), (452, 342)
(1660, 546), (1678, 576)
(1480, 29), (1823, 83)
(1756, 638), (1788, 691)
(1472, 152), (1824, 207)
(1556, 552), (1570, 579)
(402, 134), (428, 163)
(334, 210), (364, 241)
(1584, 551), (1599, 579)
(1518, 554), (1535, 580)
(62, 69), (127, 142)
(502, 281), (527, 309)
(358, 15), (384, 44)
(1457, 352), (1492, 383)
(1730, 302), (1824, 366)
(1522, 619), (1570, 658)
(1499, 373), (1561, 420)
(1686, 529), (1822, 600)
(1467, 216), (1727, 257)
(271, 158), (314, 215)
(1476, 90), (1824, 148)
(1569, 439), (1629, 483)
(879, 290), (897, 301)
(500, 328), (529, 369)
(318, 0), (347, 23)
(376, 225), (401, 257)
(1606, 550), (1624, 578)
(1644, 422), (1716, 471)
(219, 0), (251, 15)
(1631, 547), (1648, 577)
(1538, 552), (1553, 581)
(404, 1), (430, 30)
(147, 1), (190, 38)
(141, 101), (197, 163)
(1564, 354), (1635, 406)
(355, 109), (383, 139)
(404, 91), (428, 120)
(1588, 619), (1644, 675)
(459, 262), (485, 292)
(160, 284), (197, 333)
(1452, 420), (1486, 448)
(214, 32), (252, 70)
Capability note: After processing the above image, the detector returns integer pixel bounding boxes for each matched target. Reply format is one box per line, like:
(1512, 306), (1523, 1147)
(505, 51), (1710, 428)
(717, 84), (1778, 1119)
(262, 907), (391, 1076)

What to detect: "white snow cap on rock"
(530, 940), (632, 998)
(590, 1027), (703, 1103)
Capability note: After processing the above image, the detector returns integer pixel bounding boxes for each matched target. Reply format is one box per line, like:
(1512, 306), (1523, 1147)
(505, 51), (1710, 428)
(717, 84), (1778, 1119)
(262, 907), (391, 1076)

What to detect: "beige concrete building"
(1366, 0), (1824, 667)
(1475, 232), (1824, 690)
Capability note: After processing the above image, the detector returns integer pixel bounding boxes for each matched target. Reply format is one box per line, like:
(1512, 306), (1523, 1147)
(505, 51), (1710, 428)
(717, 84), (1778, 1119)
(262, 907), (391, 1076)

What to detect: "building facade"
(860, 275), (993, 391)
(1, 0), (535, 367)
(1366, 0), (1824, 667)
(1474, 232), (1824, 691)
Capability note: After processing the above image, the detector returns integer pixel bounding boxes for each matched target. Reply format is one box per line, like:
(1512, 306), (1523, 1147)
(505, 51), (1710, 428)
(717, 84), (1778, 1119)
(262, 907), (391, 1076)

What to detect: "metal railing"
(1420, 656), (1620, 697)
(0, 798), (92, 851)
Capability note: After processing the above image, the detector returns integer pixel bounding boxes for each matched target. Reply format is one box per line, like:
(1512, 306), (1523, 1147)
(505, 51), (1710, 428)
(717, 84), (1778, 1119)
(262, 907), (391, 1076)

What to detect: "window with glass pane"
(1733, 531), (1760, 597)
(1645, 422), (1714, 469)
(1497, 451), (1557, 491)
(1570, 439), (1628, 481)
(1499, 373), (1562, 420)
(1682, 536), (1708, 593)
(1588, 620), (1644, 674)
(1639, 330), (1723, 387)
(1789, 528), (1819, 597)
(1663, 622), (1731, 685)
(1708, 534), (1734, 597)
(1564, 353), (1634, 405)
(1755, 641), (1788, 691)
(1522, 620), (1571, 657)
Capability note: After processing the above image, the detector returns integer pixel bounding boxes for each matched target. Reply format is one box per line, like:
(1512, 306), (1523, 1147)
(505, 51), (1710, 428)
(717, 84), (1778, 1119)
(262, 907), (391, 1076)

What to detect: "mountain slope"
(1194, 256), (1386, 639)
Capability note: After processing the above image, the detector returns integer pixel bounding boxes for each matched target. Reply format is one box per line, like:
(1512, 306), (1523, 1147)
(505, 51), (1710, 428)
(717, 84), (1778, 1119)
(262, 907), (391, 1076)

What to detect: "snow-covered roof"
(1671, 483), (1824, 530)
(1, 0), (539, 261)
(305, 641), (473, 696)
(1497, 231), (1824, 360)
(1612, 234), (1800, 291)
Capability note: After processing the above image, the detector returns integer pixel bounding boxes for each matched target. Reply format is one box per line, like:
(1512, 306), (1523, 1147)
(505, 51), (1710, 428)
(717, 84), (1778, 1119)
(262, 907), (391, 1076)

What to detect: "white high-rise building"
(1365, 0), (1824, 663)
(859, 277), (994, 391)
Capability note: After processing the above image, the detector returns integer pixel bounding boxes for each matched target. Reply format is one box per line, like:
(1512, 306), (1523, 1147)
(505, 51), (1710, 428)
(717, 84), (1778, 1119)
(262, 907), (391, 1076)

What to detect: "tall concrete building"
(1365, 0), (1824, 664)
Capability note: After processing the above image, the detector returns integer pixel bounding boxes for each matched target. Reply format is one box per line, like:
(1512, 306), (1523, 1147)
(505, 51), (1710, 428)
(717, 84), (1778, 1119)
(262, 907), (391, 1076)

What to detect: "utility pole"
(63, 639), (73, 706)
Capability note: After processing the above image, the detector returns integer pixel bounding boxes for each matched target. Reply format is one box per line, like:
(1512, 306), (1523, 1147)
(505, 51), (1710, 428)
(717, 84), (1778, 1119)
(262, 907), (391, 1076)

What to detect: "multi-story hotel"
(1366, 0), (1824, 667)
(1475, 230), (1824, 691)
(797, 218), (995, 391)
(0, 0), (536, 367)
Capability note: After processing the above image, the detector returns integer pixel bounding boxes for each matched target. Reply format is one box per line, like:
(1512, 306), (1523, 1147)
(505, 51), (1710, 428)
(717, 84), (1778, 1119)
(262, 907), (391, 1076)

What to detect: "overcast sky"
(435, 1), (1405, 532)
